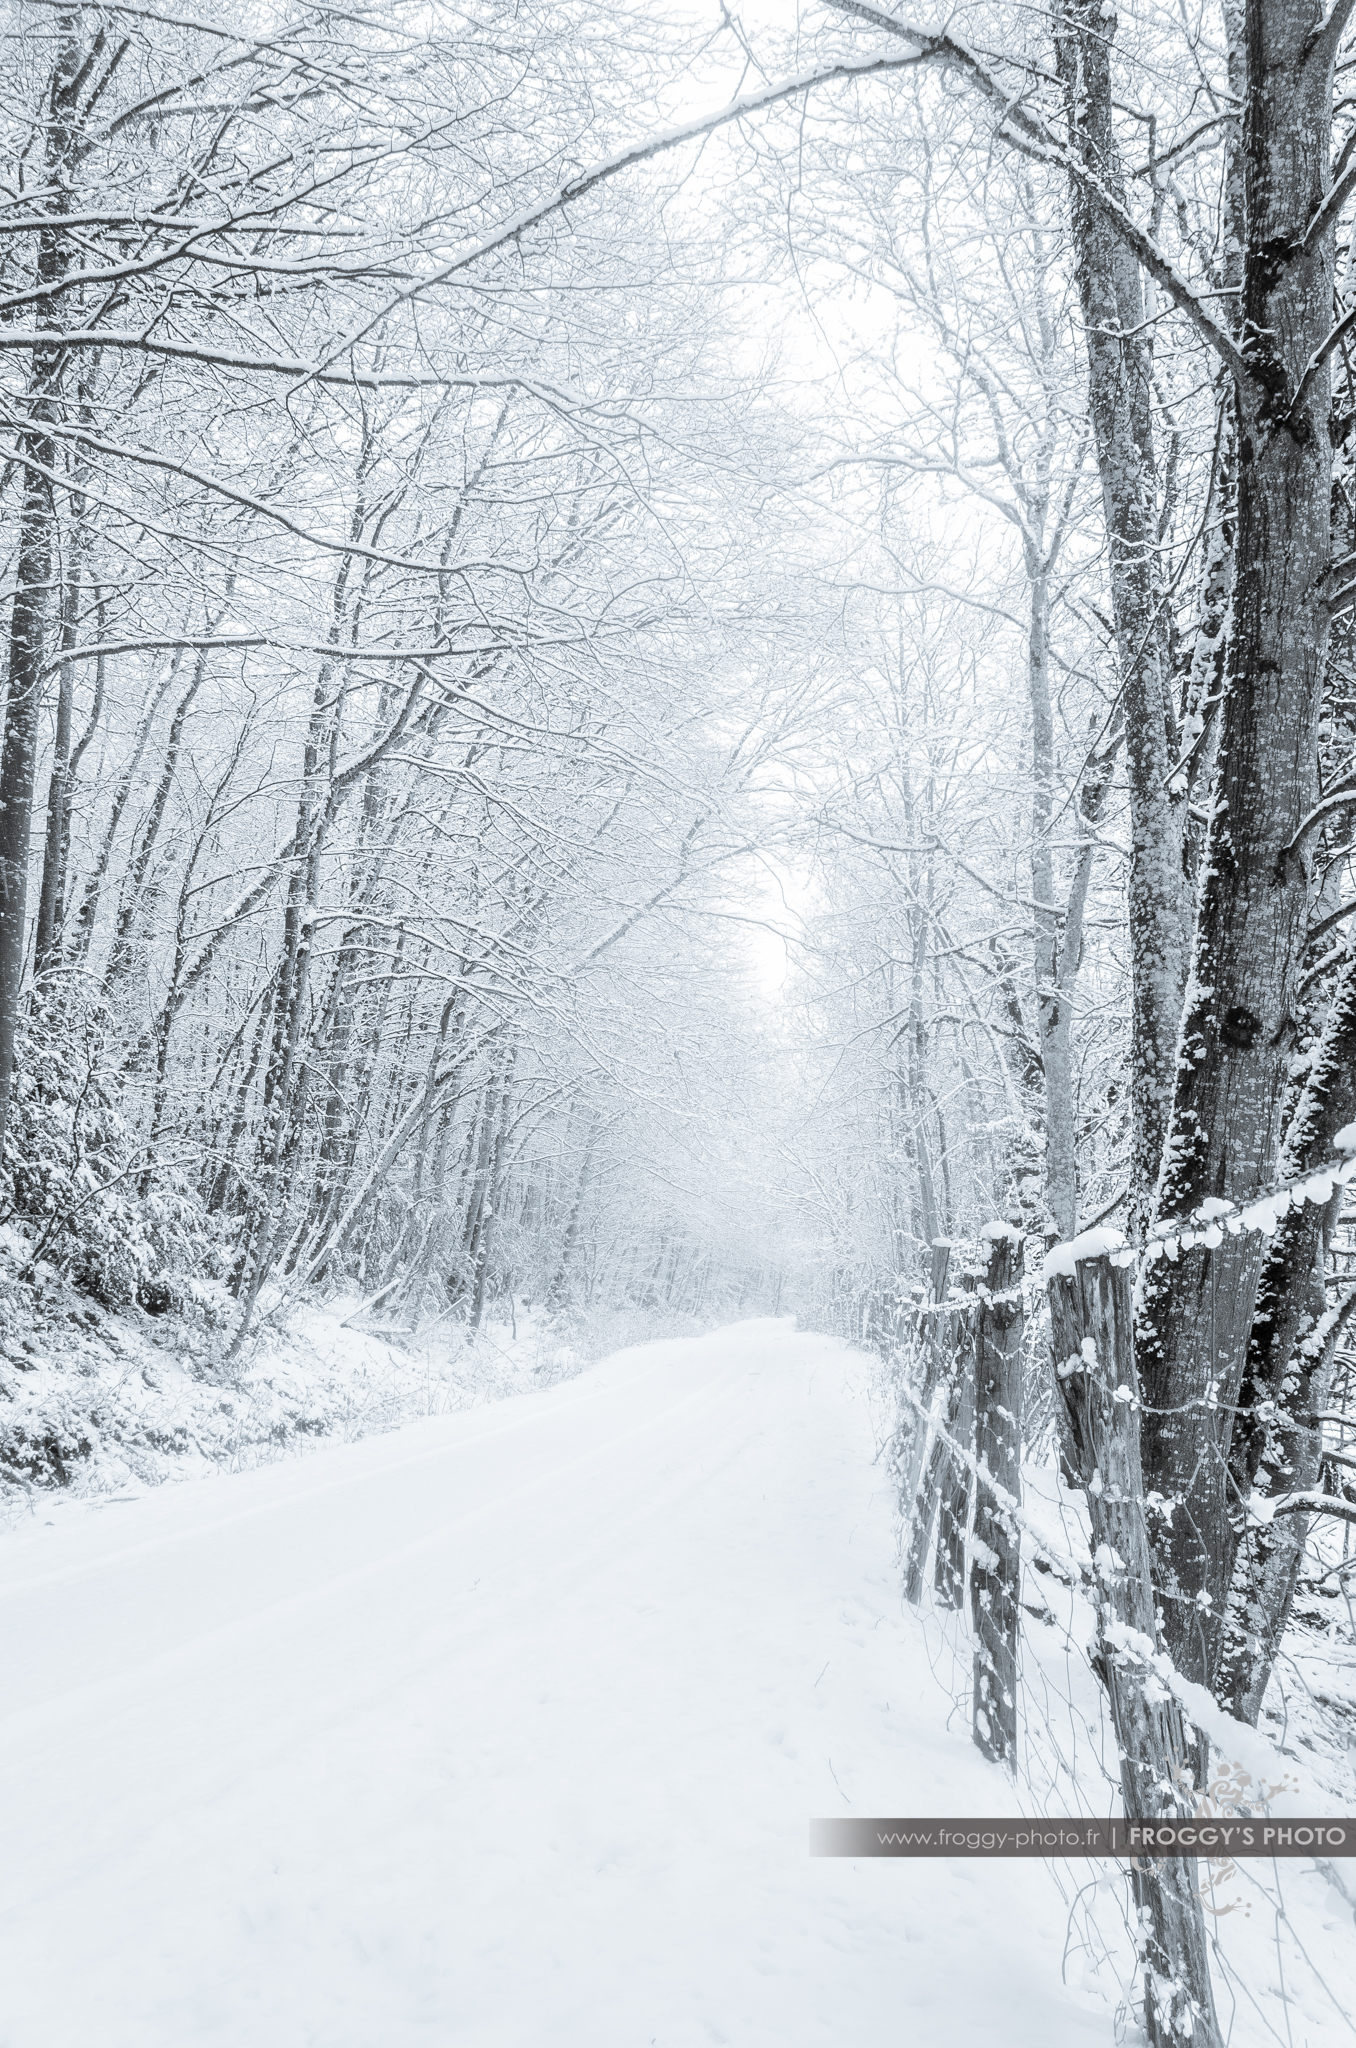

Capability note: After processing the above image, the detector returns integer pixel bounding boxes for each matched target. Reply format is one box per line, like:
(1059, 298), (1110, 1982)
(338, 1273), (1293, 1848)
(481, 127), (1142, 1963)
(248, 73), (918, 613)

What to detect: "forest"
(2, 1), (1356, 2044)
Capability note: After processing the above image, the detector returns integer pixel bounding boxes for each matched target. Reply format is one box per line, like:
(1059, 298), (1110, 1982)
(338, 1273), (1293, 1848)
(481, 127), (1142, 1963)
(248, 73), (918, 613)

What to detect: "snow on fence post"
(1045, 1244), (1222, 2048)
(971, 1223), (1025, 1766)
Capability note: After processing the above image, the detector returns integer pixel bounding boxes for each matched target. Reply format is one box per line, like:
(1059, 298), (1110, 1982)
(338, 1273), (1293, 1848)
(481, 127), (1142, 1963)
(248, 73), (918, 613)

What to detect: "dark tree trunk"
(1137, 0), (1340, 1691)
(32, 563), (80, 983)
(1, 468), (58, 1106)
(1218, 955), (1356, 1717)
(0, 24), (85, 1143)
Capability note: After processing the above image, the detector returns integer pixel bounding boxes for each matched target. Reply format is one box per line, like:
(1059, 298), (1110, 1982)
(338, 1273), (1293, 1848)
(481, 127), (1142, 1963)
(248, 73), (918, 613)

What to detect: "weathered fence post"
(1047, 1248), (1221, 2048)
(933, 1269), (977, 1609)
(896, 1238), (953, 1521)
(903, 1240), (954, 1600)
(971, 1224), (1025, 1765)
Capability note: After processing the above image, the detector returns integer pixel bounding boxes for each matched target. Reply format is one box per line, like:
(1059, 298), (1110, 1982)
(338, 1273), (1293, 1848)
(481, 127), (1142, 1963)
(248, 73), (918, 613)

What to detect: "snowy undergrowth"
(0, 1234), (701, 1522)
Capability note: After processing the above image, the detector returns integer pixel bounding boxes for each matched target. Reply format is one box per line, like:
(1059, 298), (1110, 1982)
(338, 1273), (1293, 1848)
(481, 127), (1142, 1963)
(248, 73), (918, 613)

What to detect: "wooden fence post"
(933, 1269), (977, 1608)
(902, 1241), (955, 1599)
(896, 1239), (952, 1519)
(1047, 1250), (1221, 2048)
(971, 1225), (1025, 1765)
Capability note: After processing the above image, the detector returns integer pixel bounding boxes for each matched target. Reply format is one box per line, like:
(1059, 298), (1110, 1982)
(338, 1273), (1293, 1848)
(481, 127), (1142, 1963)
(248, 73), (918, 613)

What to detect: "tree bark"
(1055, 0), (1189, 1229)
(0, 24), (82, 1146)
(1137, 0), (1339, 1691)
(33, 558), (81, 983)
(1218, 954), (1356, 1717)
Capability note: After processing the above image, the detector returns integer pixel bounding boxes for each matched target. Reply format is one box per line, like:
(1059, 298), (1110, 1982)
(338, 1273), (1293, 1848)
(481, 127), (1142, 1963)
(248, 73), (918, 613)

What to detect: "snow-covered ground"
(0, 1316), (1112, 2047)
(0, 1317), (1351, 2047)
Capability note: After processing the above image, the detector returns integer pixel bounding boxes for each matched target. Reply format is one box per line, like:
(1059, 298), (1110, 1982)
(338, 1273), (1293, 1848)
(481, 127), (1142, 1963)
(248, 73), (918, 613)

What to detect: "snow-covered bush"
(1, 998), (220, 1310)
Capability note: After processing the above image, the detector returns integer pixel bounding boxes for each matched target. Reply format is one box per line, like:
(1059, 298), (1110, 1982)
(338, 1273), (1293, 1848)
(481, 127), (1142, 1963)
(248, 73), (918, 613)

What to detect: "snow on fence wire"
(893, 1126), (1356, 1557)
(896, 1381), (1082, 1584)
(900, 1139), (1356, 1594)
(902, 1338), (1302, 1795)
(1134, 1127), (1356, 1264)
(895, 1377), (1282, 1629)
(904, 1128), (1356, 1327)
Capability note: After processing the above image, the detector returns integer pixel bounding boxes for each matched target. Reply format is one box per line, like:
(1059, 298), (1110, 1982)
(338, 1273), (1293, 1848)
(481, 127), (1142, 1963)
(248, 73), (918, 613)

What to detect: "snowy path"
(0, 1319), (1106, 2047)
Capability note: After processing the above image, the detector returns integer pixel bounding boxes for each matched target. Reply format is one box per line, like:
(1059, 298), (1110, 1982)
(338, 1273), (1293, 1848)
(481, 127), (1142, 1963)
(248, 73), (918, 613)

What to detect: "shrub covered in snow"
(1, 998), (223, 1312)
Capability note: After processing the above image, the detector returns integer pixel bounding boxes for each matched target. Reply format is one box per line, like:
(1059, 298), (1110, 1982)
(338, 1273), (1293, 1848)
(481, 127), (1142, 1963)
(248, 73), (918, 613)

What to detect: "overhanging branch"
(824, 0), (1254, 387)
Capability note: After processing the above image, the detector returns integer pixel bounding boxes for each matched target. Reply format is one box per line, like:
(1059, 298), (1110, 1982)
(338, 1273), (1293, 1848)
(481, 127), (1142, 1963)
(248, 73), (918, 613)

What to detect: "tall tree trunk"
(1217, 955), (1356, 1716)
(33, 556), (81, 983)
(0, 24), (82, 1146)
(1137, 0), (1340, 1691)
(1027, 571), (1078, 1242)
(1055, 0), (1189, 1228)
(0, 464), (56, 1145)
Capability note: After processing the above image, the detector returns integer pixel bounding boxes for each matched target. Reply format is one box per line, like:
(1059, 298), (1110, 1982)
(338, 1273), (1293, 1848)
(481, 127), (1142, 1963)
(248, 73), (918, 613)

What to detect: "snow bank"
(0, 1256), (596, 1514)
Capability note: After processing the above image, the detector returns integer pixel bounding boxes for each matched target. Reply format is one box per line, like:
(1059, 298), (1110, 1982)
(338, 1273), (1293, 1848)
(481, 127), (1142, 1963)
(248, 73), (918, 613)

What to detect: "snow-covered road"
(0, 1318), (1106, 2046)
